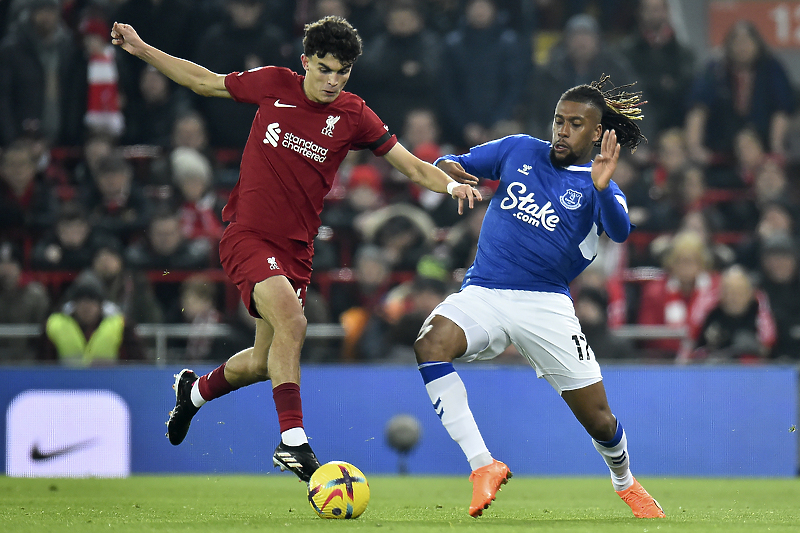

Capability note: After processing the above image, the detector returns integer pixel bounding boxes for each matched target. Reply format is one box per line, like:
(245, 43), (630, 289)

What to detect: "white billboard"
(6, 390), (130, 478)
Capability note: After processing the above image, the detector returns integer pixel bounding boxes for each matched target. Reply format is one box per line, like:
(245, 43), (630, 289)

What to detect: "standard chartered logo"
(500, 181), (560, 231)
(263, 122), (328, 163)
(263, 122), (281, 147)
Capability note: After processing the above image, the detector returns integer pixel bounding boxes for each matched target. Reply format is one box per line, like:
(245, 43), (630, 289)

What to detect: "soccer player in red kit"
(111, 17), (480, 481)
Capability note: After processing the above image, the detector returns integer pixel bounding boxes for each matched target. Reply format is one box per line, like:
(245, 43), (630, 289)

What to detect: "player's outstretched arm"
(383, 143), (482, 215)
(111, 22), (231, 99)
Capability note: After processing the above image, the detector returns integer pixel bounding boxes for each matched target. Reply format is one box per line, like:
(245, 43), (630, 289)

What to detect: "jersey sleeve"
(435, 136), (517, 181)
(224, 66), (276, 105)
(596, 180), (633, 243)
(350, 102), (398, 156)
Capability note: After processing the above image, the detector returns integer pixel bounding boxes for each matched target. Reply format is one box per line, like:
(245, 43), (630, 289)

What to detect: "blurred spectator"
(125, 207), (213, 316)
(649, 210), (735, 273)
(80, 153), (152, 243)
(358, 276), (450, 362)
(333, 245), (393, 359)
(170, 147), (224, 246)
(73, 133), (115, 187)
(30, 201), (116, 270)
(321, 162), (385, 263)
(193, 0), (290, 148)
(0, 140), (59, 238)
(170, 274), (224, 360)
(638, 231), (719, 358)
(122, 66), (190, 147)
(759, 235), (800, 361)
(125, 208), (212, 271)
(400, 108), (446, 155)
(574, 287), (635, 360)
(113, 0), (198, 118)
(527, 13), (636, 139)
(357, 0), (441, 137)
(684, 265), (775, 363)
(439, 0), (528, 147)
(343, 0), (382, 42)
(648, 164), (712, 233)
(733, 128), (767, 188)
(38, 276), (144, 364)
(607, 154), (653, 229)
(646, 128), (688, 195)
(71, 241), (163, 325)
(753, 157), (793, 209)
(78, 14), (124, 138)
(0, 241), (50, 362)
(171, 111), (211, 153)
(686, 21), (795, 169)
(0, 0), (84, 146)
(444, 202), (488, 271)
(358, 203), (436, 272)
(736, 201), (796, 271)
(618, 0), (694, 139)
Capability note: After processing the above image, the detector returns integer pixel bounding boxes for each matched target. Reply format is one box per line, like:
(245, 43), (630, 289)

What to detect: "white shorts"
(424, 285), (603, 395)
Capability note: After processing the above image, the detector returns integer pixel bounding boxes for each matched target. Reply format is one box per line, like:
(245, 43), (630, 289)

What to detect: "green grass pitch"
(2, 475), (799, 532)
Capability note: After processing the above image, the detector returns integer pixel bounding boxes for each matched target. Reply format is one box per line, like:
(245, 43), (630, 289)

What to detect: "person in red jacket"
(638, 231), (719, 358)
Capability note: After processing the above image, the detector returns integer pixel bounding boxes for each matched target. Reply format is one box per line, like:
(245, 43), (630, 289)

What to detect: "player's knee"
(413, 326), (454, 364)
(282, 312), (307, 342)
(585, 412), (617, 442)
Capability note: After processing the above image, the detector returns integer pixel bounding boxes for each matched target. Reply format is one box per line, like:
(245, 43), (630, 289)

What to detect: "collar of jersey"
(564, 162), (592, 172)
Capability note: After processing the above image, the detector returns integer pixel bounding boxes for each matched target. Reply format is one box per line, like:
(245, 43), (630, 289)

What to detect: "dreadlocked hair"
(560, 74), (647, 152)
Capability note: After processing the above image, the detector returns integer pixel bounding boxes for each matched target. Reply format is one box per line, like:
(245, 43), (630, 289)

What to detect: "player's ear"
(593, 124), (603, 144)
(300, 54), (309, 71)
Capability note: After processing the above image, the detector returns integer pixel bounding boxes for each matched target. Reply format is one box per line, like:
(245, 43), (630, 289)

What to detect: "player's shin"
(592, 418), (634, 491)
(418, 362), (492, 470)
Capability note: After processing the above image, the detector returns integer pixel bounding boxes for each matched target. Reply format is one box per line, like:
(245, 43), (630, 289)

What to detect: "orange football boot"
(468, 459), (512, 517)
(616, 477), (665, 518)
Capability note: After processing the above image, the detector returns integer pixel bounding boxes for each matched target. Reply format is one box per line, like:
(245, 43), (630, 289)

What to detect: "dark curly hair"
(303, 16), (363, 66)
(560, 75), (647, 152)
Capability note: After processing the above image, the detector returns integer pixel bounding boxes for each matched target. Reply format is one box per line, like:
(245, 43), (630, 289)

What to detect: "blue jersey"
(439, 135), (632, 297)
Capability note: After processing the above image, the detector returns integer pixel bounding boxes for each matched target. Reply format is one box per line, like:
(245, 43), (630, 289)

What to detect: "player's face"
(551, 100), (602, 166)
(301, 54), (352, 104)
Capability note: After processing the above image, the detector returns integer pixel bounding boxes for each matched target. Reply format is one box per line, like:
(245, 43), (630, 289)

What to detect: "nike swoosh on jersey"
(29, 438), (97, 461)
(274, 99), (296, 108)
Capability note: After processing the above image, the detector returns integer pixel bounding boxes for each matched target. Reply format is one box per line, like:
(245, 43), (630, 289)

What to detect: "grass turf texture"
(2, 476), (799, 532)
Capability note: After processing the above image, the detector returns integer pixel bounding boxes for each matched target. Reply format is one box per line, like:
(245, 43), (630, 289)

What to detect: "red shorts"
(219, 223), (313, 318)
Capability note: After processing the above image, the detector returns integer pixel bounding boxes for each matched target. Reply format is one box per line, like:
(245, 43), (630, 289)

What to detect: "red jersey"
(223, 66), (397, 243)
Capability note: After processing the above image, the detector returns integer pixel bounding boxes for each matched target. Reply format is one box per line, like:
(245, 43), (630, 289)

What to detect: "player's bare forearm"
(111, 22), (230, 98)
(384, 144), (482, 214)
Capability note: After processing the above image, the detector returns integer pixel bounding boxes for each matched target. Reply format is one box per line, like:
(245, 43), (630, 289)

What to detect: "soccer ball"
(307, 461), (370, 519)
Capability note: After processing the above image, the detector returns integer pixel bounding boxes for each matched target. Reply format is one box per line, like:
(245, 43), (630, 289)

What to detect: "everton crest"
(559, 189), (583, 210)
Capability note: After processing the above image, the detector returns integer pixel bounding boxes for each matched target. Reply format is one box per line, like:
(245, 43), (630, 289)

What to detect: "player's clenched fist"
(110, 22), (145, 56)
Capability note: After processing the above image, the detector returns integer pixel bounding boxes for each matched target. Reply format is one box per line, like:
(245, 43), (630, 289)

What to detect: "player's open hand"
(591, 129), (620, 192)
(438, 160), (480, 186)
(111, 22), (145, 56)
(450, 183), (482, 215)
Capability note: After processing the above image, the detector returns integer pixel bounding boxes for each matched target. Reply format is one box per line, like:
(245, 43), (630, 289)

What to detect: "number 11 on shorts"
(571, 334), (592, 361)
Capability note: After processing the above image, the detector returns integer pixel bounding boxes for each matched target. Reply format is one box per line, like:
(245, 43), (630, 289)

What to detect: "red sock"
(273, 382), (303, 433)
(197, 363), (237, 401)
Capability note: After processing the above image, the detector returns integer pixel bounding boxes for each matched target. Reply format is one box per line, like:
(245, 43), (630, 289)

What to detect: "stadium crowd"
(0, 0), (799, 365)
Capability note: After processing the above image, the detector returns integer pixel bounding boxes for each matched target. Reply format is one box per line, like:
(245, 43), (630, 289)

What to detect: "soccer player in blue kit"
(414, 77), (666, 519)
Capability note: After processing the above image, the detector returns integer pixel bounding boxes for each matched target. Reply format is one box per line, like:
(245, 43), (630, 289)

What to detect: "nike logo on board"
(274, 100), (296, 108)
(29, 438), (98, 461)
